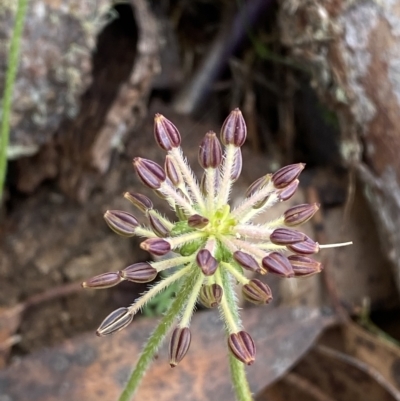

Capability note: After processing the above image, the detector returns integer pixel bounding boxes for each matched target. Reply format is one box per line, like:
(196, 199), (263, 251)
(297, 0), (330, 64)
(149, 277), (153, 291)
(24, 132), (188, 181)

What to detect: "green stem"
(118, 270), (199, 401)
(0, 0), (29, 202)
(228, 353), (253, 401)
(220, 268), (254, 401)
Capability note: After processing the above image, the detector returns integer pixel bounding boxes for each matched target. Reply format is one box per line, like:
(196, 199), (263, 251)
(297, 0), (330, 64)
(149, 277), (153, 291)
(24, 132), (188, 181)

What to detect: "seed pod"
(140, 238), (171, 256)
(124, 192), (153, 213)
(272, 163), (305, 189)
(262, 252), (294, 278)
(278, 179), (299, 201)
(242, 279), (272, 305)
(148, 210), (170, 237)
(154, 113), (181, 150)
(169, 327), (191, 367)
(220, 108), (247, 147)
(245, 174), (271, 198)
(230, 148), (242, 182)
(198, 131), (222, 169)
(288, 255), (323, 277)
(233, 251), (261, 273)
(133, 157), (166, 189)
(120, 262), (158, 283)
(287, 236), (319, 255)
(165, 155), (183, 187)
(228, 331), (256, 365)
(199, 284), (223, 308)
(196, 249), (218, 276)
(104, 210), (139, 237)
(96, 307), (133, 336)
(82, 272), (123, 289)
(270, 228), (306, 245)
(188, 214), (209, 229)
(284, 203), (320, 226)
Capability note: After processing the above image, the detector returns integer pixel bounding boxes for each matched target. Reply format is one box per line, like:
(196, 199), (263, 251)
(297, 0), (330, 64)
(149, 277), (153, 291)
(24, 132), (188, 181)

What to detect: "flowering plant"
(82, 109), (346, 401)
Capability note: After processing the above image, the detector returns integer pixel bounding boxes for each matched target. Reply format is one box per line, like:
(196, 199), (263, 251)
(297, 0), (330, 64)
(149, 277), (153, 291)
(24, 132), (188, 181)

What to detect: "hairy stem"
(219, 268), (253, 401)
(118, 270), (199, 401)
(217, 145), (236, 208)
(0, 0), (29, 202)
(229, 353), (254, 401)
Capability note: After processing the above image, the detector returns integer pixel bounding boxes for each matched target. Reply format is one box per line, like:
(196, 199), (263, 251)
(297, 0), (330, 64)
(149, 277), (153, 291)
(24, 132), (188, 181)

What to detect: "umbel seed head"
(94, 107), (348, 382)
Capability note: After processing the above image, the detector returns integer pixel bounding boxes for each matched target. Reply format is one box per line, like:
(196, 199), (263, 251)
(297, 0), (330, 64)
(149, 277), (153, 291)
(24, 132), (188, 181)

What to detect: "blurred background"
(1, 0), (400, 400)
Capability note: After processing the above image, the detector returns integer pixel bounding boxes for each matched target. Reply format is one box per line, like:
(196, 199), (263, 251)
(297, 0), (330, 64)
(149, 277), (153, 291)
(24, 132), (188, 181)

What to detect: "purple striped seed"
(169, 327), (191, 367)
(124, 192), (153, 213)
(228, 331), (256, 365)
(154, 114), (181, 150)
(133, 157), (166, 189)
(96, 307), (133, 336)
(272, 163), (305, 189)
(270, 228), (306, 245)
(262, 252), (294, 278)
(140, 238), (171, 256)
(196, 249), (218, 276)
(120, 262), (158, 283)
(199, 284), (223, 308)
(284, 203), (320, 226)
(233, 251), (261, 273)
(242, 279), (272, 305)
(82, 272), (123, 289)
(198, 131), (222, 169)
(220, 108), (247, 147)
(104, 210), (139, 237)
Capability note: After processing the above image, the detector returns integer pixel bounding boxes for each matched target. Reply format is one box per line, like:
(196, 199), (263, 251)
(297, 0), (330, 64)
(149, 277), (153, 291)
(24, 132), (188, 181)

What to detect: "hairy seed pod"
(198, 131), (222, 169)
(96, 307), (133, 336)
(287, 236), (319, 255)
(196, 249), (218, 276)
(199, 283), (223, 308)
(169, 327), (191, 367)
(242, 279), (272, 305)
(133, 157), (166, 189)
(104, 210), (139, 237)
(140, 238), (171, 256)
(284, 203), (320, 226)
(288, 255), (323, 277)
(154, 114), (181, 150)
(278, 179), (299, 201)
(188, 214), (209, 229)
(245, 174), (271, 198)
(262, 252), (294, 278)
(230, 148), (242, 182)
(233, 251), (261, 273)
(148, 210), (170, 237)
(272, 163), (305, 189)
(120, 262), (158, 283)
(82, 272), (123, 289)
(270, 228), (306, 245)
(220, 108), (247, 147)
(124, 192), (153, 213)
(165, 155), (183, 187)
(228, 331), (256, 365)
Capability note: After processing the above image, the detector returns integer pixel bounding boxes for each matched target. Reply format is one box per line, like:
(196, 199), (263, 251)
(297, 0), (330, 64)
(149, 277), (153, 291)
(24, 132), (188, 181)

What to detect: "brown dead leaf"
(287, 344), (400, 401)
(343, 321), (400, 390)
(0, 306), (332, 401)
